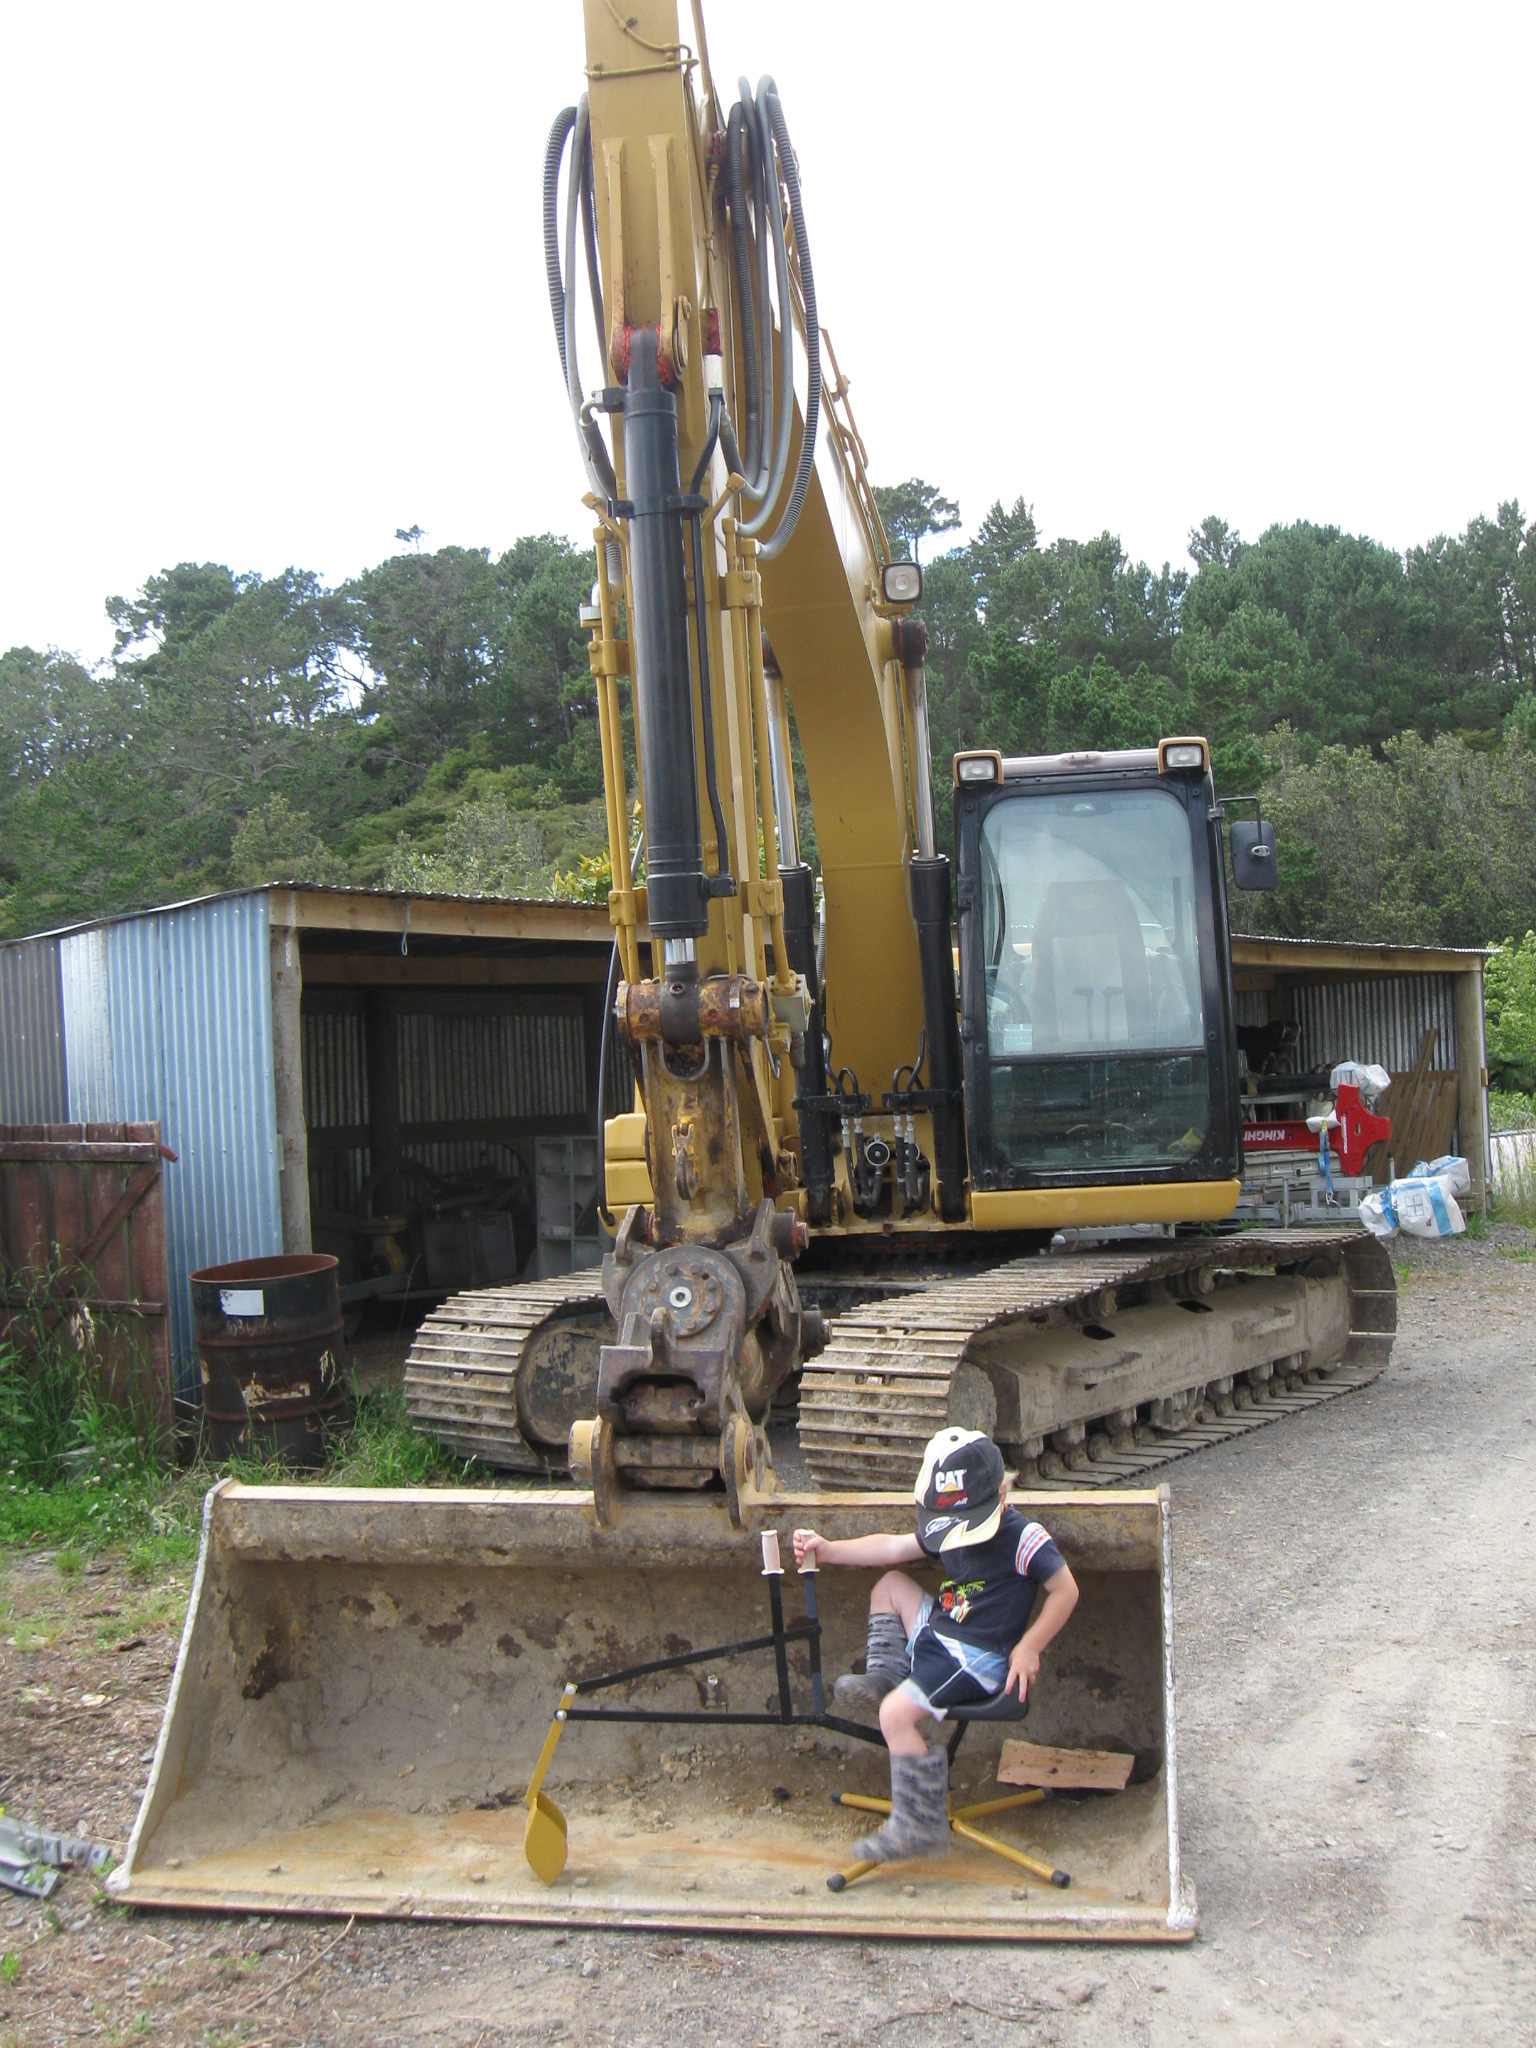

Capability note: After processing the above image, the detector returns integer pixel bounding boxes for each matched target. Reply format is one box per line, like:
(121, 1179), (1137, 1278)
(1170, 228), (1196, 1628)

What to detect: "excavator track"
(403, 1230), (1395, 1492)
(797, 1228), (1396, 1492)
(402, 1272), (608, 1473)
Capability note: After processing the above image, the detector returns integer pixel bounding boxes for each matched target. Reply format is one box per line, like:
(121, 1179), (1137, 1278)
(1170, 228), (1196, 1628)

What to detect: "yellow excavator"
(110, 0), (1392, 1941)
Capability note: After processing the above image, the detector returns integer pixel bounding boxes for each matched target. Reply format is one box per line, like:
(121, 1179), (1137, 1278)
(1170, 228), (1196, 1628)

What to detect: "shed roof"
(1, 886), (1488, 979)
(0, 884), (614, 955)
(1230, 935), (1486, 977)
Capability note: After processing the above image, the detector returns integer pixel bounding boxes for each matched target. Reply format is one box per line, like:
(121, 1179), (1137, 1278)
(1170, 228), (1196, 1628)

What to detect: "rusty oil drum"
(189, 1253), (347, 1465)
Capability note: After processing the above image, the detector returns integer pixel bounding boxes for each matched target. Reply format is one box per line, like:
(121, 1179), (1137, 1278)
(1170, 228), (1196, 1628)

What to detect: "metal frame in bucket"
(110, 1481), (1195, 1941)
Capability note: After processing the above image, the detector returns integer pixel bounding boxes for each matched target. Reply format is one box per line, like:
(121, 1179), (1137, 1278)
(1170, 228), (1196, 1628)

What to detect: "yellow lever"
(523, 1682), (578, 1886)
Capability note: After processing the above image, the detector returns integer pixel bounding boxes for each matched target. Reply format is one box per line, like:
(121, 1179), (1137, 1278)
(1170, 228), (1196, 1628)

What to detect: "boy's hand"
(792, 1528), (826, 1569)
(1006, 1641), (1041, 1700)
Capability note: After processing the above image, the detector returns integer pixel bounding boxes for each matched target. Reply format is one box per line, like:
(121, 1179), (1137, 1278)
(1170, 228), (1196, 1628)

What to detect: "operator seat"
(1030, 879), (1153, 1050)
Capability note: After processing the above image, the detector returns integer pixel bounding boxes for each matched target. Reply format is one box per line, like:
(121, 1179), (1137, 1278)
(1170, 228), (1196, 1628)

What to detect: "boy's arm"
(792, 1529), (924, 1570)
(1005, 1563), (1079, 1699)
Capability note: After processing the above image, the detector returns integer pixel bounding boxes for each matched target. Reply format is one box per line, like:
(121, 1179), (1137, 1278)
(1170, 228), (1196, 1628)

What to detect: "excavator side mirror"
(1230, 818), (1278, 891)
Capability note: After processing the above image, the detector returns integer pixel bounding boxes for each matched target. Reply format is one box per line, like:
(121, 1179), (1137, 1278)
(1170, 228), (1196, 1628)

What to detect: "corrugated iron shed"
(58, 894), (284, 1390)
(0, 934), (68, 1122)
(1230, 934), (1487, 1200)
(7, 885), (621, 1387)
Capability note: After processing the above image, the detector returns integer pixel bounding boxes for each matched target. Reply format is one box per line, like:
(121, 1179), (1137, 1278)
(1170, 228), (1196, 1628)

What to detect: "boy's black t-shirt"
(917, 1505), (1066, 1654)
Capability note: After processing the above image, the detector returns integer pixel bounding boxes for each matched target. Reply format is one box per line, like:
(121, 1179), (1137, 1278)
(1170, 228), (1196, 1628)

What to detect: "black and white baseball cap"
(914, 1427), (1006, 1553)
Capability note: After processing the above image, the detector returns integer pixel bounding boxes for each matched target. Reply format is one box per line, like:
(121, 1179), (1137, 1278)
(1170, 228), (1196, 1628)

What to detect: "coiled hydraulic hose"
(754, 78), (820, 561)
(719, 78), (820, 559)
(543, 97), (615, 503)
(545, 73), (821, 581)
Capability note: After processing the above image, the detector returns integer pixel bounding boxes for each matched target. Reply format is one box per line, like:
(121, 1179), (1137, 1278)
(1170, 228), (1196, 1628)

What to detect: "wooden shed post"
(1453, 967), (1488, 1212)
(270, 899), (313, 1253)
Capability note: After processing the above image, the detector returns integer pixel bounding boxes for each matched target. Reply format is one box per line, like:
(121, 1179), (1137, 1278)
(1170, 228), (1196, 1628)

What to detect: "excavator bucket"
(110, 1479), (1195, 1941)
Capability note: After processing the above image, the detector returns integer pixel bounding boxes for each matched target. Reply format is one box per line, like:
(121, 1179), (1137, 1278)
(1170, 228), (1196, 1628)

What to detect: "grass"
(2, 1287), (496, 1579)
(0, 1954), (19, 1984)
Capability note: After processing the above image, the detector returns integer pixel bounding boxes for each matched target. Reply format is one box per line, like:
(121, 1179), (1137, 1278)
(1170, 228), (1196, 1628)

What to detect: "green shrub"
(0, 1270), (164, 1491)
(1485, 933), (1536, 1094)
(1489, 1086), (1536, 1132)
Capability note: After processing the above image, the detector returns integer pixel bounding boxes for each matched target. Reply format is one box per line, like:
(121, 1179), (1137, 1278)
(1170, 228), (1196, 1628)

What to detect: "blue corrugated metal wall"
(59, 895), (282, 1392)
(0, 937), (69, 1121)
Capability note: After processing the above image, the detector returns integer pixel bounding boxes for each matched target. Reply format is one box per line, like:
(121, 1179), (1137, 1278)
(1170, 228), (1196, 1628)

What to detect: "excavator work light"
(882, 561), (922, 604)
(1158, 739), (1208, 772)
(954, 750), (1003, 785)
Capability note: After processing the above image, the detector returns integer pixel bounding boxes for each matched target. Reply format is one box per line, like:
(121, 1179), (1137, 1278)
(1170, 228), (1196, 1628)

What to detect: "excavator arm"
(551, 0), (965, 1508)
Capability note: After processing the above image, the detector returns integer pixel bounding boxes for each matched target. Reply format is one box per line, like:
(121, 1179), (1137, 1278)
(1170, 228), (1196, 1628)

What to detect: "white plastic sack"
(1330, 1061), (1391, 1105)
(1360, 1172), (1466, 1240)
(1412, 1153), (1471, 1197)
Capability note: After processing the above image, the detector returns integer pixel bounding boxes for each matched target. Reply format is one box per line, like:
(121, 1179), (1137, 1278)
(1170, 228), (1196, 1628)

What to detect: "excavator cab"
(953, 740), (1271, 1215)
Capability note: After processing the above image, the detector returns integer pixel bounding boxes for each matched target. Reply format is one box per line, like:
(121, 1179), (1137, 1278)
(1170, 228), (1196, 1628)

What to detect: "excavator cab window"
(961, 778), (1237, 1182)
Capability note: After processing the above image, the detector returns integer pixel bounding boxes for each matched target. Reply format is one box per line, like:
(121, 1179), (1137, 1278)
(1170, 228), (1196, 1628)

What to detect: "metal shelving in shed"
(535, 1135), (604, 1278)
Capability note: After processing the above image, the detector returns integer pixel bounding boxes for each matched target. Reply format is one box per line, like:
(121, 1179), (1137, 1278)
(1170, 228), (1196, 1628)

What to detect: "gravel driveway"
(3, 1234), (1532, 2046)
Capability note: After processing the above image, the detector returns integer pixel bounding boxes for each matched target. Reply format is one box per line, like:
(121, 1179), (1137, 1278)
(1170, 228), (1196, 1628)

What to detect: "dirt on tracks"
(2, 1233), (1533, 2047)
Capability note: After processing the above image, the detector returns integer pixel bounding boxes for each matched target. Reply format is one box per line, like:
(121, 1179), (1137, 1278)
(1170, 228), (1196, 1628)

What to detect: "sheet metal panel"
(302, 1007), (368, 1131)
(60, 896), (282, 1392)
(603, 1015), (636, 1119)
(397, 1009), (587, 1123)
(0, 938), (68, 1122)
(60, 927), (116, 1120)
(1293, 975), (1459, 1075)
(150, 897), (283, 1381)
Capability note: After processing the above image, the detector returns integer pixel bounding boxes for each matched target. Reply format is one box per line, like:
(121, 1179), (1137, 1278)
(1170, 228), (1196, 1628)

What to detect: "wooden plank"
(1229, 936), (1486, 975)
(997, 1740), (1134, 1792)
(0, 1139), (164, 1165)
(75, 1164), (160, 1273)
(279, 887), (614, 947)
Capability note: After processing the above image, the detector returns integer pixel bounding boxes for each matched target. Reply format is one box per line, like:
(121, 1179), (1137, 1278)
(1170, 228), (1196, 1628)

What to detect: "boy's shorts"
(895, 1594), (1010, 1719)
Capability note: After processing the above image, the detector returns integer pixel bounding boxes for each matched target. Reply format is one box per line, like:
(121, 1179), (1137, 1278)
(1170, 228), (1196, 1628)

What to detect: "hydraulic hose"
(542, 106), (577, 387)
(547, 77), (817, 551)
(544, 97), (615, 502)
(756, 78), (820, 563)
(720, 78), (820, 557)
(723, 103), (765, 491)
(597, 830), (644, 1223)
(737, 76), (794, 536)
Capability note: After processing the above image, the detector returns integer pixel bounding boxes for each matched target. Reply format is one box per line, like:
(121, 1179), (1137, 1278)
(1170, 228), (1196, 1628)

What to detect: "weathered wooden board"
(997, 1739), (1134, 1791)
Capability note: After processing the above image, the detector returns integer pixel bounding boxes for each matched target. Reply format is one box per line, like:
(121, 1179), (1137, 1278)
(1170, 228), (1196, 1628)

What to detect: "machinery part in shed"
(109, 1481), (1193, 1940)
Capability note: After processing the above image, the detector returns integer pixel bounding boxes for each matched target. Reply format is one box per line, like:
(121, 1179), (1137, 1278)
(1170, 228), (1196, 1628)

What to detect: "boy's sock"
(832, 1611), (911, 1713)
(852, 1745), (952, 1863)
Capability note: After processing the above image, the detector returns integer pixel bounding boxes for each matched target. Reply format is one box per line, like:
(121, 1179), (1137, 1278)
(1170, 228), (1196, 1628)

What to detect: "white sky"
(2, 1), (1531, 666)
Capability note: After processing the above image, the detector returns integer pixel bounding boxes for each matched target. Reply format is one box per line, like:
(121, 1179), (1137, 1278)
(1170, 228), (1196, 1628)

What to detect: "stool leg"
(832, 1792), (892, 1817)
(951, 1788), (1047, 1823)
(827, 1857), (878, 1893)
(948, 1814), (1070, 1887)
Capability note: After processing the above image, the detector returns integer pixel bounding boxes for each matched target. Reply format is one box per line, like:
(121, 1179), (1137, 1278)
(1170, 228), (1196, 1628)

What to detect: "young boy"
(793, 1426), (1078, 1865)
